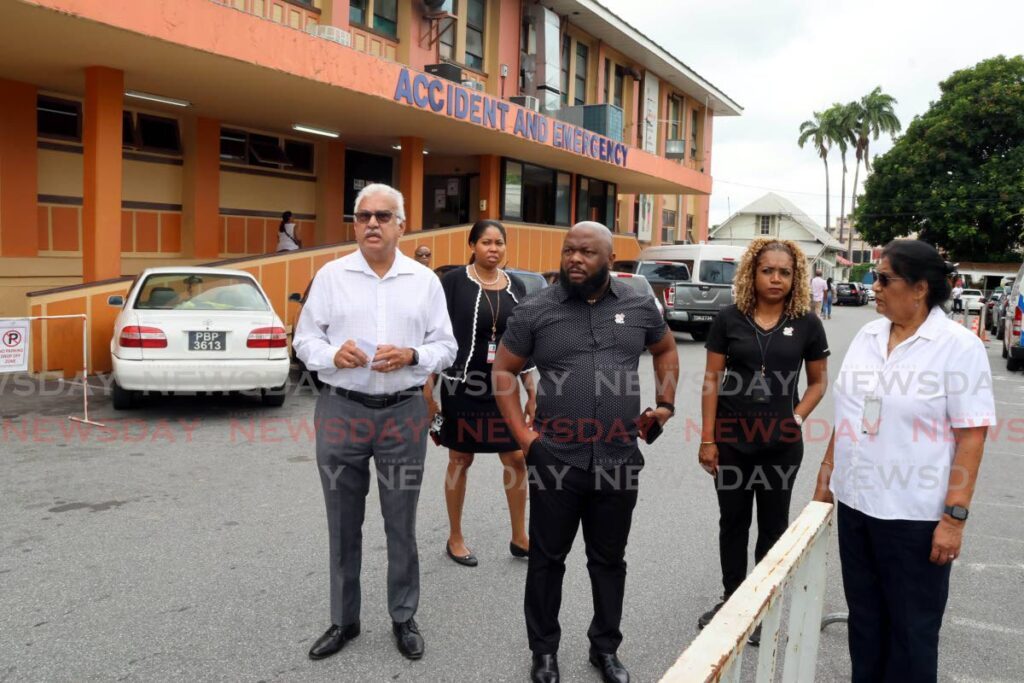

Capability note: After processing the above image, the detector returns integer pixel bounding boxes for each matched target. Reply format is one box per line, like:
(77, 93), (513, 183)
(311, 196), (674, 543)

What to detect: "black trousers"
(952, 298), (964, 313)
(838, 502), (951, 683)
(524, 439), (641, 655)
(715, 442), (802, 597)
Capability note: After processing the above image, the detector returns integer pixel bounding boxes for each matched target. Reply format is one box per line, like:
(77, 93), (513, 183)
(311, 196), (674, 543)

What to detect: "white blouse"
(830, 306), (997, 521)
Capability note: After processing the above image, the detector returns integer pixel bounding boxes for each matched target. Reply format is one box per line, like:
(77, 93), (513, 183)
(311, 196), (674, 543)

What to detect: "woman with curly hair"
(696, 239), (830, 643)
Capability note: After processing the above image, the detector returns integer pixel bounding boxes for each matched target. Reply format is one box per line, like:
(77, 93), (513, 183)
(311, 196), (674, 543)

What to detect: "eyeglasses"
(354, 210), (396, 224)
(875, 272), (905, 287)
(415, 252), (431, 259)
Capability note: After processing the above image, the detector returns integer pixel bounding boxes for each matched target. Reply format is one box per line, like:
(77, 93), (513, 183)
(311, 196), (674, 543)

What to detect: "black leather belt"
(329, 385), (422, 409)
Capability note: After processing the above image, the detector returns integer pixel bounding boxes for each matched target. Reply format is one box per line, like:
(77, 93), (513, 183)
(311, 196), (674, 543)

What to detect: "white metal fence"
(660, 501), (835, 683)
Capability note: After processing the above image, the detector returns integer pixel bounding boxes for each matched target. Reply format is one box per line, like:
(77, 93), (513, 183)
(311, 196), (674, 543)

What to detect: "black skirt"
(438, 377), (519, 453)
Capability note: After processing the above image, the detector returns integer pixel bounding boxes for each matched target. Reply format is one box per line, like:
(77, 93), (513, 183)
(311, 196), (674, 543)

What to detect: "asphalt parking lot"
(2, 305), (1022, 682)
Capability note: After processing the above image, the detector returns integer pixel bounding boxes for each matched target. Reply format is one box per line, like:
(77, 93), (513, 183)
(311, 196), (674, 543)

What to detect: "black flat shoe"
(446, 542), (478, 567)
(697, 598), (727, 630)
(307, 622), (360, 660)
(747, 623), (762, 647)
(393, 618), (425, 660)
(589, 651), (629, 683)
(510, 542), (529, 558)
(530, 653), (559, 683)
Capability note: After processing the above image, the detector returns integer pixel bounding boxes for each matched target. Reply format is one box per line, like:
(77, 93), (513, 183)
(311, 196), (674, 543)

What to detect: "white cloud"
(600, 0), (1024, 227)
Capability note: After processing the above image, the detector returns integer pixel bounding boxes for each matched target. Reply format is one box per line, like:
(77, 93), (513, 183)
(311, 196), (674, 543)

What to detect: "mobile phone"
(639, 408), (663, 444)
(429, 413), (444, 446)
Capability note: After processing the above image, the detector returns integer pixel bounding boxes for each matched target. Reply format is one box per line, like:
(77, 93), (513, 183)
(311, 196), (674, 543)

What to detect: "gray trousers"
(314, 389), (429, 626)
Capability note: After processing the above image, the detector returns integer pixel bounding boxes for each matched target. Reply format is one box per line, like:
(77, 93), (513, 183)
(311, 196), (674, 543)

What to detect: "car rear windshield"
(134, 273), (270, 311)
(638, 262), (691, 282)
(699, 260), (737, 284)
(613, 275), (653, 296)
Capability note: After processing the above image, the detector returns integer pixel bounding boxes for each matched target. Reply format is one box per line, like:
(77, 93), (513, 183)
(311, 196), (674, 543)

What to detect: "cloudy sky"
(601, 0), (1024, 228)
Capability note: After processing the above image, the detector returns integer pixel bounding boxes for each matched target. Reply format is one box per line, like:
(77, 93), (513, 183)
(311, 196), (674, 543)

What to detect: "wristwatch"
(656, 401), (675, 416)
(409, 348), (419, 366)
(944, 504), (969, 521)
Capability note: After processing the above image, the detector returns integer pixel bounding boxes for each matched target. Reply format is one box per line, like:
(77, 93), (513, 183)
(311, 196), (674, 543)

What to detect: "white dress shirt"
(293, 249), (457, 394)
(830, 306), (997, 521)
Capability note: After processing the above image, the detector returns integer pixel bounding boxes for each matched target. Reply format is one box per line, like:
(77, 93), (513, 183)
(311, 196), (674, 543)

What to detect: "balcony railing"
(210, 0), (321, 31)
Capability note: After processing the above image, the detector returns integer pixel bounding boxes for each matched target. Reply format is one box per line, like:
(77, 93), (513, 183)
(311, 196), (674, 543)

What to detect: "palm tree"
(847, 87), (902, 255)
(798, 112), (832, 233)
(822, 103), (858, 244)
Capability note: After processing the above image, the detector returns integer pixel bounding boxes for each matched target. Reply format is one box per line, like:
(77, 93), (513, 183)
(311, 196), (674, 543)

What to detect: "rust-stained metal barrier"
(661, 501), (835, 683)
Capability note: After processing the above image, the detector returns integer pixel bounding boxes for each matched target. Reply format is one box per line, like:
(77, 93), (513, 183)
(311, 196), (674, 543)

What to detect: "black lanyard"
(744, 314), (789, 378)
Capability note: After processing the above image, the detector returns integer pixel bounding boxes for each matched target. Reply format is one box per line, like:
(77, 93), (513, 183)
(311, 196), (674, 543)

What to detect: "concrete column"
(320, 0), (350, 29)
(182, 116), (220, 259)
(0, 79), (38, 257)
(478, 154), (501, 220)
(82, 66), (123, 282)
(316, 139), (346, 245)
(398, 136), (424, 231)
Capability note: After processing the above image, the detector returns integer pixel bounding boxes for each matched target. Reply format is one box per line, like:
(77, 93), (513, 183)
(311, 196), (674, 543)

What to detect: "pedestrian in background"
(813, 239), (995, 682)
(810, 268), (827, 316)
(697, 238), (829, 645)
(294, 183), (457, 663)
(951, 281), (964, 314)
(414, 244), (432, 268)
(823, 276), (834, 319)
(277, 210), (302, 251)
(430, 220), (536, 567)
(494, 222), (679, 683)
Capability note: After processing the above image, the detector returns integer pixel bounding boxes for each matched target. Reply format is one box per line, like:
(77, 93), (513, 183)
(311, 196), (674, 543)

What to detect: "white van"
(638, 244), (746, 340)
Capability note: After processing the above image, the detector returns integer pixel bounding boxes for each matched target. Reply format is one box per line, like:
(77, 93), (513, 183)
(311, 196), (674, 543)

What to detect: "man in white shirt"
(810, 269), (827, 316)
(294, 183), (457, 663)
(951, 282), (964, 313)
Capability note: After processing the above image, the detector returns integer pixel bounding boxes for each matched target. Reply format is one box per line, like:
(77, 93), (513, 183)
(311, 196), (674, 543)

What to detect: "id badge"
(862, 395), (882, 435)
(486, 341), (497, 364)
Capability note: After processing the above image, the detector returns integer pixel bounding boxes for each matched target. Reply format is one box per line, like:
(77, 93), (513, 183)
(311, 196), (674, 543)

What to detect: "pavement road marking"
(950, 617), (1024, 637)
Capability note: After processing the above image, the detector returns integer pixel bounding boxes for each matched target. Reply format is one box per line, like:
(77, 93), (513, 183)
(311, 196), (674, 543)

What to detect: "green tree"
(798, 112), (833, 231)
(822, 102), (857, 244)
(847, 88), (902, 255)
(856, 56), (1024, 261)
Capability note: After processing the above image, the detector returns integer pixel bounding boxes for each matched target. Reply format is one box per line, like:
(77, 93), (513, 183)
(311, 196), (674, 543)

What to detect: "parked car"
(433, 264), (461, 278)
(994, 293), (1010, 340)
(1002, 261), (1024, 371)
(610, 271), (664, 317)
(108, 267), (290, 409)
(835, 282), (868, 306)
(865, 287), (876, 302)
(506, 268), (548, 298)
(961, 288), (984, 313)
(655, 244), (746, 341)
(287, 283), (323, 390)
(633, 260), (692, 312)
(986, 292), (1004, 332)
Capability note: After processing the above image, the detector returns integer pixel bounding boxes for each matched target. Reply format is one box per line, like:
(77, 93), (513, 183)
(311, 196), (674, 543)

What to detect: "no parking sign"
(0, 319), (29, 373)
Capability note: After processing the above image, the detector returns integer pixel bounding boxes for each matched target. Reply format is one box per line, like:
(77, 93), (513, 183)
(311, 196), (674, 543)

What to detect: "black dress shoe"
(530, 653), (559, 683)
(510, 542), (529, 558)
(393, 618), (424, 660)
(697, 597), (727, 630)
(747, 623), (762, 647)
(589, 651), (629, 683)
(307, 622), (360, 660)
(446, 542), (478, 567)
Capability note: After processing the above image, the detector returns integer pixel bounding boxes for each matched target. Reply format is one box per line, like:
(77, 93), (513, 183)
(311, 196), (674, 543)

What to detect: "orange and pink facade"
(0, 0), (740, 373)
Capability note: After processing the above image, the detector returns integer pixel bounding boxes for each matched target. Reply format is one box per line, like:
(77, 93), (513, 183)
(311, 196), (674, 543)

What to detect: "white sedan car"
(109, 267), (290, 409)
(961, 289), (984, 313)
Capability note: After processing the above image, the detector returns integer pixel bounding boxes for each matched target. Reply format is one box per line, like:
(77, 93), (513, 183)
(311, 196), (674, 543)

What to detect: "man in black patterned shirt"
(494, 222), (679, 683)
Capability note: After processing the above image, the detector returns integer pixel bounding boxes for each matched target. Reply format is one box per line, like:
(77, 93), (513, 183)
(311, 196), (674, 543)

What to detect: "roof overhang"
(543, 0), (742, 116)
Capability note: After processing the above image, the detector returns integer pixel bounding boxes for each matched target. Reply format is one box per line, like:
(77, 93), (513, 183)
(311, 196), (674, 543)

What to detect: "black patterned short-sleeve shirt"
(501, 277), (669, 470)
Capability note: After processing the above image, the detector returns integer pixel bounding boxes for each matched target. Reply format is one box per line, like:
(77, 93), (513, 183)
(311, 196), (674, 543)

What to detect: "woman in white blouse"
(813, 240), (996, 682)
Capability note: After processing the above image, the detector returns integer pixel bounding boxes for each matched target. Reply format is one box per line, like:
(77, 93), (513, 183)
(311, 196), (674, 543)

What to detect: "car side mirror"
(107, 295), (124, 307)
(288, 292), (303, 303)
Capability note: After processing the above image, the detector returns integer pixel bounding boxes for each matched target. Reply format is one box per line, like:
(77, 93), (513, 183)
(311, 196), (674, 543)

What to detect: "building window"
(574, 42), (588, 106)
(464, 0), (485, 70)
(501, 159), (572, 226)
(555, 172), (571, 225)
(349, 0), (366, 26)
(576, 175), (616, 227)
(503, 160), (523, 220)
(613, 65), (625, 109)
(603, 59), (611, 104)
(686, 214), (695, 240)
(135, 114), (181, 155)
(37, 96), (81, 142)
(560, 35), (570, 105)
(690, 109), (700, 159)
(373, 0), (398, 38)
(758, 215), (771, 235)
(668, 96), (683, 140)
(439, 0), (457, 60)
(284, 140), (315, 173)
(219, 127), (315, 174)
(219, 128), (248, 162)
(662, 208), (678, 244)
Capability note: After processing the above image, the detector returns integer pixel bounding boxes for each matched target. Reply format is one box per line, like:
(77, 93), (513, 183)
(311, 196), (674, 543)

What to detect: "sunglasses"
(875, 272), (905, 287)
(354, 210), (396, 225)
(416, 252), (431, 258)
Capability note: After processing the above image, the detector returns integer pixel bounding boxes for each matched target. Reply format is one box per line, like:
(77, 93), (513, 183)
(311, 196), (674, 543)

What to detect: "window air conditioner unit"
(665, 139), (686, 160)
(510, 95), (540, 112)
(462, 80), (485, 92)
(426, 62), (463, 83)
(316, 25), (352, 47)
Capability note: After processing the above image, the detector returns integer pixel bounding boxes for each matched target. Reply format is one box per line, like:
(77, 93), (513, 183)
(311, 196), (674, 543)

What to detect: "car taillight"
(663, 288), (675, 307)
(119, 325), (167, 348)
(248, 327), (288, 348)
(1013, 307), (1022, 336)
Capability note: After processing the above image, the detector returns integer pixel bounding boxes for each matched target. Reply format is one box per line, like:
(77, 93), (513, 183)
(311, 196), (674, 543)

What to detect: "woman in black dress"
(431, 220), (536, 567)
